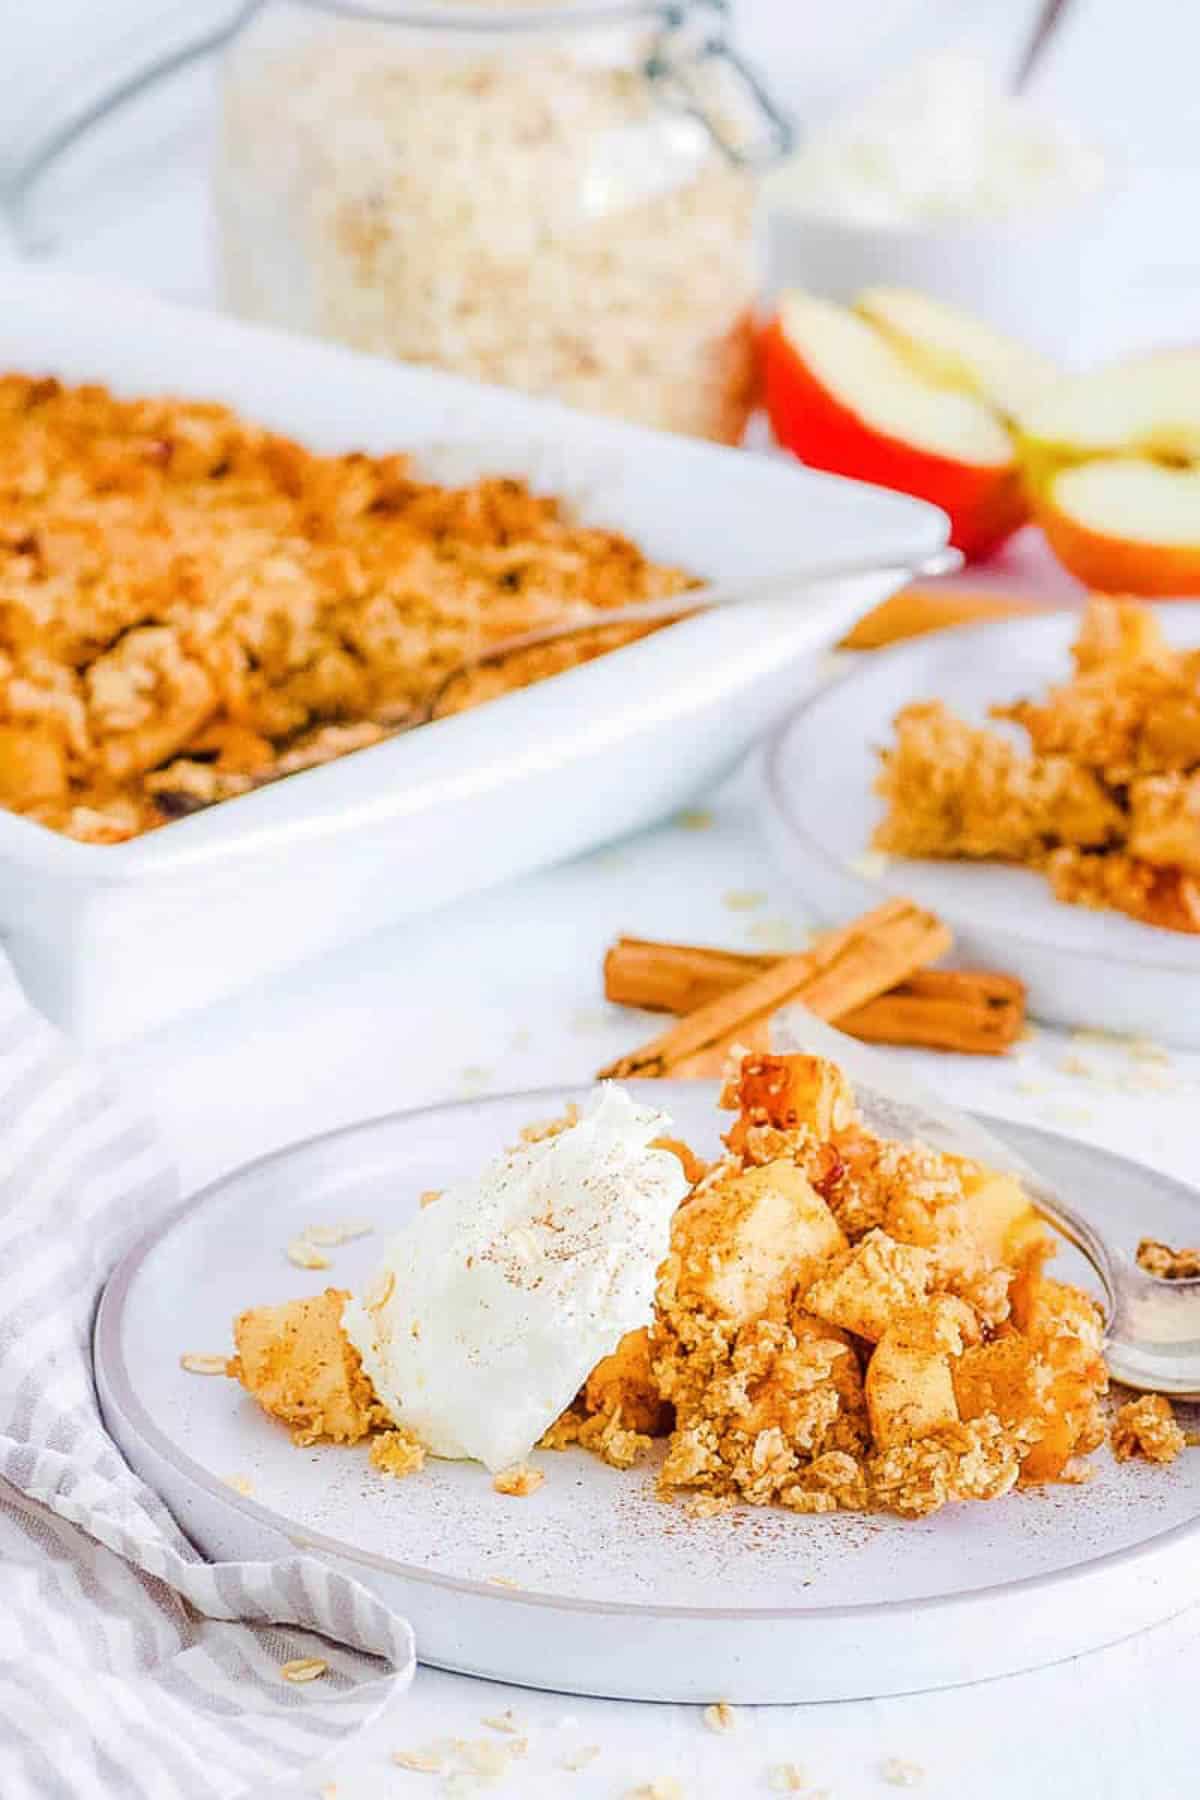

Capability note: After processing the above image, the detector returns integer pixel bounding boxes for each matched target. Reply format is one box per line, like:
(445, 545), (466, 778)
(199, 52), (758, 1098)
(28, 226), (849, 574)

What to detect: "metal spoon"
(426, 544), (962, 719)
(775, 1006), (1200, 1400)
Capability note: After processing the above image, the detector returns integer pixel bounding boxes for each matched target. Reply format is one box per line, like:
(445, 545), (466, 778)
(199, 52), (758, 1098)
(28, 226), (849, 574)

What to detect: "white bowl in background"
(763, 187), (1116, 361)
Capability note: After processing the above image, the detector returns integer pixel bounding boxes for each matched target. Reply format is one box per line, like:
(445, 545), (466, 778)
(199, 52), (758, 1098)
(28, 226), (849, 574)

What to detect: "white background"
(2, 4), (1200, 1798)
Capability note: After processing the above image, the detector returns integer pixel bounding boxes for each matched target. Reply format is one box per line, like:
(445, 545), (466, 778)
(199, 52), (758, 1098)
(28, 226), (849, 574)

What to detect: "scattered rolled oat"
(848, 849), (890, 879)
(881, 1757), (924, 1787)
(722, 889), (767, 912)
(461, 1740), (511, 1778)
(686, 1493), (736, 1520)
(703, 1701), (738, 1734)
(442, 1774), (481, 1797)
(370, 1428), (427, 1479)
(393, 1748), (444, 1774)
(280, 1657), (327, 1684)
(481, 1709), (524, 1735)
(303, 1220), (374, 1246)
(223, 1473), (254, 1496)
(492, 1463), (544, 1497)
(365, 1269), (396, 1310)
(287, 1237), (331, 1271)
(558, 1744), (601, 1772)
(485, 1574), (522, 1589)
(766, 1766), (807, 1794)
(180, 1353), (229, 1375)
(627, 1782), (684, 1800)
(419, 1189), (444, 1210)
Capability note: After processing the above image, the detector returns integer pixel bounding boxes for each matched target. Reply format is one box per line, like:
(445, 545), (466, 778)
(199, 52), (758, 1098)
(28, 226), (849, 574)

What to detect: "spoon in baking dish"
(152, 545), (963, 818)
(425, 544), (963, 720)
(776, 1006), (1200, 1401)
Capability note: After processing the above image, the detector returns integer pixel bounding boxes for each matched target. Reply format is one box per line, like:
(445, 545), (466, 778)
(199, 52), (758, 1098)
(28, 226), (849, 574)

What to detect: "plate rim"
(96, 1082), (1200, 1626)
(764, 606), (1200, 978)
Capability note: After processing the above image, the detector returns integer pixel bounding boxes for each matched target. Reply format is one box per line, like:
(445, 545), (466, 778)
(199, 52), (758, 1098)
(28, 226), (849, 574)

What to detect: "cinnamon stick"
(604, 936), (1024, 1055)
(840, 586), (1051, 652)
(837, 971), (1026, 1054)
(597, 899), (951, 1080)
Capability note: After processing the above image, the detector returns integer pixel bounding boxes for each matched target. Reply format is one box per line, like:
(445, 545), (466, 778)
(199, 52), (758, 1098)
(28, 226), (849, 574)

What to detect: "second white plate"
(760, 606), (1200, 1044)
(95, 1085), (1200, 1703)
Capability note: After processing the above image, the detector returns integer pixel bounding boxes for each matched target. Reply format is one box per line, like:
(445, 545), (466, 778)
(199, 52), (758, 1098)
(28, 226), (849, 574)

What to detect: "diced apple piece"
(669, 1160), (846, 1326)
(950, 1159), (1054, 1269)
(857, 286), (1057, 421)
(804, 1229), (933, 1343)
(866, 1333), (959, 1450)
(763, 290), (1028, 558)
(726, 1051), (856, 1142)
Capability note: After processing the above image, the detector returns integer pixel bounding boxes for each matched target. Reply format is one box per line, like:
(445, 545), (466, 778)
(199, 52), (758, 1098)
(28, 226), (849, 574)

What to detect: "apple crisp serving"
(0, 375), (695, 844)
(875, 596), (1200, 931)
(219, 1055), (1187, 1521)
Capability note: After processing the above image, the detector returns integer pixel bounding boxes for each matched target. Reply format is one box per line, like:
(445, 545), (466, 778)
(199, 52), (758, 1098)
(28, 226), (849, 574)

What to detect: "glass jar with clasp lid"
(7, 1), (791, 444)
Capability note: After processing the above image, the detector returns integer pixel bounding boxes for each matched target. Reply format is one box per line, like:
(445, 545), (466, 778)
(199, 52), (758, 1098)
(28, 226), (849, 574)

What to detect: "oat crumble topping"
(1136, 1237), (1200, 1280)
(492, 1462), (545, 1497)
(1111, 1393), (1187, 1464)
(370, 1427), (428, 1479)
(0, 376), (695, 843)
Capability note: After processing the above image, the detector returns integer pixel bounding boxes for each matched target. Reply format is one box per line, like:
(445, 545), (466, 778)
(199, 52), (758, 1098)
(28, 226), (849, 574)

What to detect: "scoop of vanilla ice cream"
(342, 1084), (690, 1471)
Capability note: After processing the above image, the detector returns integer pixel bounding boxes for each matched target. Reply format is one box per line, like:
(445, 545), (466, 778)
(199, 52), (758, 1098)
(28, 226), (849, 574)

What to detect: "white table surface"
(7, 5), (1200, 1789)
(96, 767), (1200, 1800)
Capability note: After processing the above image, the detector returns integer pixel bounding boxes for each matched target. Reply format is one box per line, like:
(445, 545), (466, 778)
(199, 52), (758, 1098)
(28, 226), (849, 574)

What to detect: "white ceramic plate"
(760, 606), (1200, 1045)
(96, 1083), (1200, 1704)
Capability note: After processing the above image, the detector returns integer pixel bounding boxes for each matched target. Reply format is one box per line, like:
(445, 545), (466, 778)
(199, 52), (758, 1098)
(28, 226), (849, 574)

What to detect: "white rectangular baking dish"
(0, 270), (948, 1043)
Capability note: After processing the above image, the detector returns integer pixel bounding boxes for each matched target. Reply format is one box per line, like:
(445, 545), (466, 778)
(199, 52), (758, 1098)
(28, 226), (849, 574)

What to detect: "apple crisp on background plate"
(875, 596), (1200, 933)
(760, 600), (1200, 1045)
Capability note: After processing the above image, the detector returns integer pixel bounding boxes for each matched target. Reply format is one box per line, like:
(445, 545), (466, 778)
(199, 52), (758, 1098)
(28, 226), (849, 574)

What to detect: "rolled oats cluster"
(216, 12), (758, 441)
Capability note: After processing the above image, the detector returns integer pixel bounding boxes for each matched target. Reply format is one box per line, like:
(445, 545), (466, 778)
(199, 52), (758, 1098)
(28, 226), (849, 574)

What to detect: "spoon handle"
(430, 545), (961, 713)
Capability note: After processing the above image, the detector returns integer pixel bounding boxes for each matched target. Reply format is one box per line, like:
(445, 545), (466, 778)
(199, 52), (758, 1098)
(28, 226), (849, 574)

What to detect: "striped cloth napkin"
(0, 964), (415, 1799)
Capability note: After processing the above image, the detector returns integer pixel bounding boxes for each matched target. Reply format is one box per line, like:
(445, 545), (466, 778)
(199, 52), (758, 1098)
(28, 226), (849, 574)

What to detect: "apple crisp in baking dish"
(0, 375), (695, 844)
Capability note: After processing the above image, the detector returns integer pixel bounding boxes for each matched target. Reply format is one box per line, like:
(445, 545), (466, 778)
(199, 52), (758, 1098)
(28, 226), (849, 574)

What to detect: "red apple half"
(763, 291), (1031, 559)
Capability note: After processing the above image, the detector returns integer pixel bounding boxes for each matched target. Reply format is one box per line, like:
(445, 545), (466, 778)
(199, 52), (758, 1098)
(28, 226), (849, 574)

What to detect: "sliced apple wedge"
(763, 291), (1028, 558)
(1035, 461), (1200, 596)
(856, 286), (1058, 422)
(1021, 349), (1200, 594)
